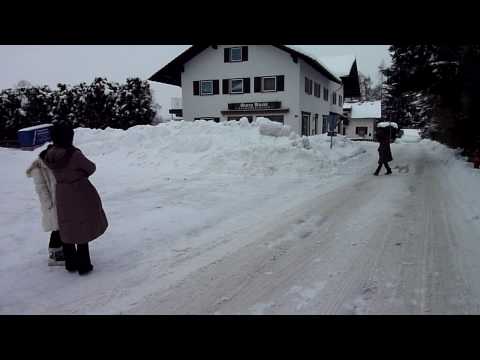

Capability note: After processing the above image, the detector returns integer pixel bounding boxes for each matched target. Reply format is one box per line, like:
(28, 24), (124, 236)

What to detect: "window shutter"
(243, 78), (250, 93)
(213, 80), (219, 95)
(242, 46), (248, 61)
(254, 77), (261, 92)
(193, 81), (199, 96)
(224, 48), (230, 62)
(223, 79), (229, 94)
(276, 75), (284, 91)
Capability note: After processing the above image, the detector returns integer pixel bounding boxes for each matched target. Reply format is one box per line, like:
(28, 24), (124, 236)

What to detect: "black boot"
(385, 163), (392, 175)
(77, 244), (93, 276)
(63, 243), (78, 272)
(374, 164), (382, 176)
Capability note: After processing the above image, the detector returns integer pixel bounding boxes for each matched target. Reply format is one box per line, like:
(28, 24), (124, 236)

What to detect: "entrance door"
(301, 112), (310, 136)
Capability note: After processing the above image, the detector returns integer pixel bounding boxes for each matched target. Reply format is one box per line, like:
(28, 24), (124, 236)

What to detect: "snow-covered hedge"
(0, 78), (157, 141)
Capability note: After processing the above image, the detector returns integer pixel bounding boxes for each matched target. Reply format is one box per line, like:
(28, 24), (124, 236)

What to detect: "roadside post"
(328, 114), (337, 149)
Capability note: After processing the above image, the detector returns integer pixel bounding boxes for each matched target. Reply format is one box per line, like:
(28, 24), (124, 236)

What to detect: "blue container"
(17, 124), (53, 148)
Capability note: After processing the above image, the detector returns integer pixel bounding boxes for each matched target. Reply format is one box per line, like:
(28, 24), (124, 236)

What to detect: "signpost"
(328, 114), (337, 149)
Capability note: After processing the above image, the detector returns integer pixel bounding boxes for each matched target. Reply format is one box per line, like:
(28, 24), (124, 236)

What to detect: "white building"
(149, 45), (361, 136)
(343, 100), (382, 141)
(168, 97), (183, 120)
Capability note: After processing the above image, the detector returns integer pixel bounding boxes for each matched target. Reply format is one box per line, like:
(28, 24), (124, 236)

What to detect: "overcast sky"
(0, 45), (391, 116)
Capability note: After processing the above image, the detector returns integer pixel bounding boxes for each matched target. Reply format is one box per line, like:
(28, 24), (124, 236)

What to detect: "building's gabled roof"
(318, 55), (357, 78)
(149, 45), (342, 86)
(344, 100), (382, 119)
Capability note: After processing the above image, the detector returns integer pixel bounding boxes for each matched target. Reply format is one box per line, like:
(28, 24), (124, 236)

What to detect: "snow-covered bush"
(0, 78), (157, 141)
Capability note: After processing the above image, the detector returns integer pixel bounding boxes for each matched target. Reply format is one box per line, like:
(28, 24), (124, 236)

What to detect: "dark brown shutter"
(193, 81), (199, 96)
(213, 80), (219, 95)
(254, 77), (261, 92)
(242, 46), (248, 61)
(223, 79), (229, 94)
(243, 78), (250, 93)
(224, 48), (230, 62)
(277, 75), (284, 91)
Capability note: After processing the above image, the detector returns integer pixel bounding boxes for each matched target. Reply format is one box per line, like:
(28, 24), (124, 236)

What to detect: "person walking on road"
(374, 128), (393, 176)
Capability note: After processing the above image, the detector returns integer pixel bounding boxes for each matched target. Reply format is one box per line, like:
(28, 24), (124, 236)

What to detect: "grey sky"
(0, 45), (391, 116)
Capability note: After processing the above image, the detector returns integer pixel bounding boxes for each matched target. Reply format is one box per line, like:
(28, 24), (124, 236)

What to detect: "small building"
(149, 45), (360, 136)
(343, 100), (382, 141)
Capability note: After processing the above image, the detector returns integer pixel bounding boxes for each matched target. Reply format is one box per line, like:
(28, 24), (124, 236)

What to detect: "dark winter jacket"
(377, 135), (393, 164)
(42, 145), (108, 244)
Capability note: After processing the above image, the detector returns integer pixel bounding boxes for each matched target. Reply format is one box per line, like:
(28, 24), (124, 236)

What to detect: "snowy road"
(126, 143), (480, 314)
(2, 123), (480, 314)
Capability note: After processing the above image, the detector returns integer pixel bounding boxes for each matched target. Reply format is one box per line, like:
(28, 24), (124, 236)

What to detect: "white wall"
(298, 59), (344, 135)
(344, 118), (376, 140)
(181, 45), (301, 132)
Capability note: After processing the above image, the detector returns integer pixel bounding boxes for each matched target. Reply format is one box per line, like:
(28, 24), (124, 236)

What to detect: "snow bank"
(397, 129), (421, 143)
(256, 117), (292, 138)
(73, 120), (366, 177)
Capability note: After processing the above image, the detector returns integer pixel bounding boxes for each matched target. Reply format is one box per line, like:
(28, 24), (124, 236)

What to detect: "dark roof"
(149, 45), (342, 86)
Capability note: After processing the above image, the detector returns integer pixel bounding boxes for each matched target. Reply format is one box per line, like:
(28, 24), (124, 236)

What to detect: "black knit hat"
(51, 123), (74, 148)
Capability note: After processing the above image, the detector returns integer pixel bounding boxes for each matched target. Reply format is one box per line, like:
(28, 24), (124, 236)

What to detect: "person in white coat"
(26, 150), (65, 266)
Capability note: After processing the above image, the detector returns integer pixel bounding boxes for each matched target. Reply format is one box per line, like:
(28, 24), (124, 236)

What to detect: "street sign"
(328, 114), (337, 132)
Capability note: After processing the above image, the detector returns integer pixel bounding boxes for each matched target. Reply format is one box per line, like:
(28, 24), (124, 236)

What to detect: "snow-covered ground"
(1, 120), (480, 314)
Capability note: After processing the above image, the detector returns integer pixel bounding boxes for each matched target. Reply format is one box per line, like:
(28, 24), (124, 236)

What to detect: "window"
(305, 77), (313, 95)
(230, 47), (242, 62)
(262, 77), (276, 92)
(339, 95), (343, 106)
(323, 87), (329, 101)
(225, 46), (248, 62)
(314, 83), (321, 97)
(332, 92), (337, 105)
(356, 127), (368, 136)
(322, 115), (328, 133)
(200, 80), (213, 95)
(254, 75), (284, 93)
(230, 79), (244, 94)
(301, 112), (311, 136)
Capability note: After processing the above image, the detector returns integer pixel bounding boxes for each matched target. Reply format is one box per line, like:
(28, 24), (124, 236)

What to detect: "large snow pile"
(73, 119), (366, 178)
